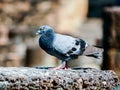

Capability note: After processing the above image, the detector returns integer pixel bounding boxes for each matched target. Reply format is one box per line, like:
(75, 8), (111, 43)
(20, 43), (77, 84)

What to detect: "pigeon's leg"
(50, 61), (70, 70)
(61, 61), (70, 69)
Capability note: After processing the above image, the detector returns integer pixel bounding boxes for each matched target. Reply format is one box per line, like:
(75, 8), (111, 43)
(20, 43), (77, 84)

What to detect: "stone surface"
(0, 67), (119, 90)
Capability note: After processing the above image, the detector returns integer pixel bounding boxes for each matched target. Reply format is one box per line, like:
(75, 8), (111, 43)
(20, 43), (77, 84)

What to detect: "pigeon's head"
(36, 25), (54, 35)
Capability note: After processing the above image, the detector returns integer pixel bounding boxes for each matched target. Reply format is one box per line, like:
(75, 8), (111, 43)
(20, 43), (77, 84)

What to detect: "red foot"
(50, 65), (71, 70)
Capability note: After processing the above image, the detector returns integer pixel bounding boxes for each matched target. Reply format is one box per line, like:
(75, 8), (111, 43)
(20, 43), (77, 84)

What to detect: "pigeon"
(36, 25), (103, 70)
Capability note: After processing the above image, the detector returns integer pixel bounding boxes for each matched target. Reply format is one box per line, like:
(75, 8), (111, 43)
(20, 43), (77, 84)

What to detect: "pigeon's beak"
(36, 31), (40, 35)
(36, 30), (42, 35)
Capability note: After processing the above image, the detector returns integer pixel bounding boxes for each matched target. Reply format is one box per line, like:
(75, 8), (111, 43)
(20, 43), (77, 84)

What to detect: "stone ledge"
(0, 67), (119, 90)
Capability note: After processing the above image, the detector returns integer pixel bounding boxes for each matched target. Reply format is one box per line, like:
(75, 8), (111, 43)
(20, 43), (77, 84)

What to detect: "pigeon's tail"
(83, 45), (104, 59)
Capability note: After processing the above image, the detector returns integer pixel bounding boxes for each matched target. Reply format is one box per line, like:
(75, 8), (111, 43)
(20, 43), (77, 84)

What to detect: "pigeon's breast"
(39, 33), (54, 52)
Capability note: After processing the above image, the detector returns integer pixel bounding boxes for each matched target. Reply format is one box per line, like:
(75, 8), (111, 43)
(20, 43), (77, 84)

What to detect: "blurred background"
(0, 0), (120, 77)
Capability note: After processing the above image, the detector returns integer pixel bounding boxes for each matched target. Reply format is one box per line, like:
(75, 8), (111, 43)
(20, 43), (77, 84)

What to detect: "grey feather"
(53, 34), (82, 56)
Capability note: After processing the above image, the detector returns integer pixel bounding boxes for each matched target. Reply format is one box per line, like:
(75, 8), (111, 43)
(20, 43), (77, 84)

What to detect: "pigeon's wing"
(53, 34), (82, 56)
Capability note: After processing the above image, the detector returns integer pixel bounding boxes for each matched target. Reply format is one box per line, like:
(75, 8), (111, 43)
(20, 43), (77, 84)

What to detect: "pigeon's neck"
(39, 30), (55, 50)
(42, 29), (54, 41)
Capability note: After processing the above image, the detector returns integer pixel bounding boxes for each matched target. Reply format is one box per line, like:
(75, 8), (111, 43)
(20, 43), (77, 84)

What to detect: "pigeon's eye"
(41, 27), (45, 30)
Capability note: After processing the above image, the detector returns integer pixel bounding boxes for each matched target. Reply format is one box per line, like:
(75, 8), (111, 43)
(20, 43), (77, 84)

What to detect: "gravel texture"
(0, 67), (119, 90)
